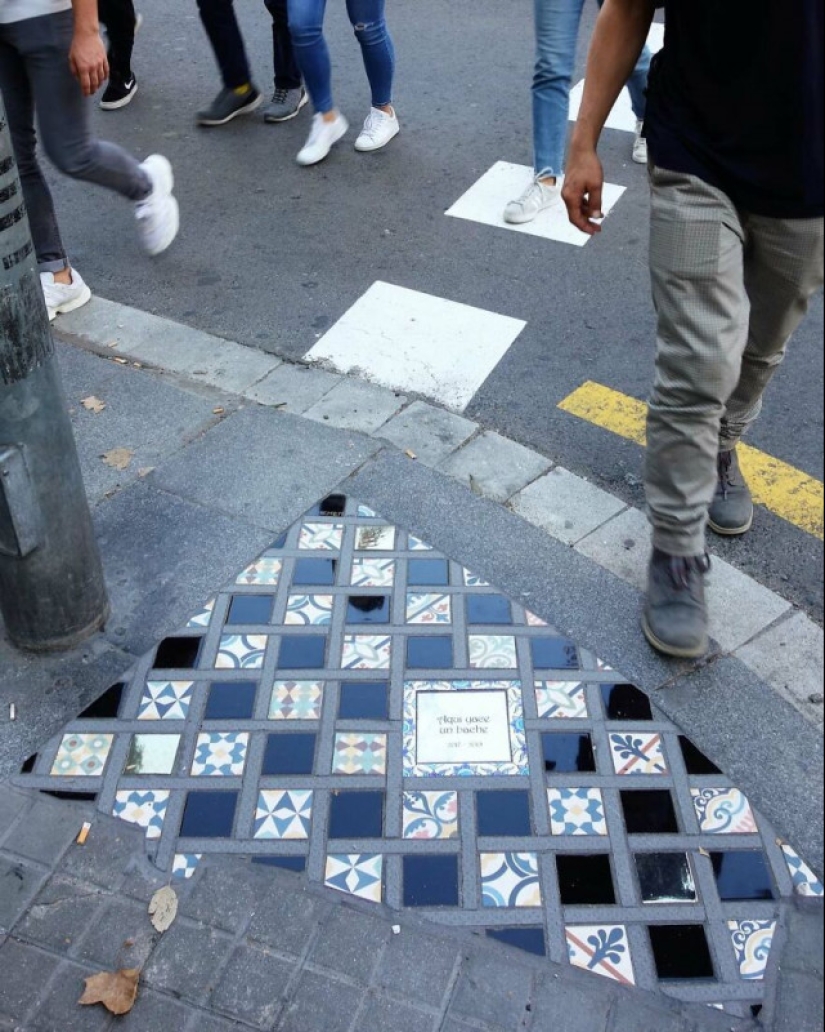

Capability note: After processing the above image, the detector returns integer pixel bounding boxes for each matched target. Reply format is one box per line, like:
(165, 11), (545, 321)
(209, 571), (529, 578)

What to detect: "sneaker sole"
(47, 283), (92, 322)
(503, 198), (561, 225)
(708, 512), (754, 537)
(296, 120), (349, 167)
(100, 83), (138, 111)
(354, 123), (400, 153)
(264, 92), (309, 124)
(641, 612), (708, 660)
(197, 94), (263, 127)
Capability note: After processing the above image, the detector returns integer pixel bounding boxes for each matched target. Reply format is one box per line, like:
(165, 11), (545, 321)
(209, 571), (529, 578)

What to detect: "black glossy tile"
(621, 790), (680, 834)
(338, 681), (389, 720)
(262, 733), (316, 775)
(679, 736), (723, 775)
(292, 558), (338, 586)
(636, 853), (697, 903)
(278, 635), (327, 669)
(20, 754), (38, 774)
(252, 856), (307, 873)
(403, 855), (459, 907)
(153, 636), (202, 670)
(406, 636), (454, 669)
(78, 683), (125, 719)
(557, 854), (616, 905)
(711, 851), (775, 901)
(407, 559), (450, 586)
(179, 791), (238, 838)
(601, 684), (654, 721)
(530, 638), (580, 670)
(328, 791), (384, 838)
(541, 734), (596, 773)
(466, 595), (513, 625)
(309, 494), (347, 517)
(648, 925), (715, 981)
(476, 791), (532, 837)
(204, 681), (258, 720)
(226, 594), (274, 625)
(486, 927), (546, 957)
(346, 596), (391, 624)
(42, 790), (98, 802)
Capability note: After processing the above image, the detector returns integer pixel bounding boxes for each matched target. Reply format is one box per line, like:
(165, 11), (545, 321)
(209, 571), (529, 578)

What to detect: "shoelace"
(272, 88), (289, 105)
(717, 451), (735, 497)
(666, 554), (711, 592)
(360, 110), (384, 141)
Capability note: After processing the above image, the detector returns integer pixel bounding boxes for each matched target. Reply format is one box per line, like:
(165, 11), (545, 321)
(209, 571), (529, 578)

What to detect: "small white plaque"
(416, 690), (512, 765)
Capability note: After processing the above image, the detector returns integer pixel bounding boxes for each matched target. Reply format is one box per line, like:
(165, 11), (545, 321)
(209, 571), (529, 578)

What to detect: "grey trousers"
(646, 164), (824, 556)
(0, 10), (150, 273)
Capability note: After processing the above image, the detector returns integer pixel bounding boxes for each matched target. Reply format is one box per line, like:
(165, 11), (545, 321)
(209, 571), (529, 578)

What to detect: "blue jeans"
(287, 0), (394, 114)
(533, 0), (651, 176)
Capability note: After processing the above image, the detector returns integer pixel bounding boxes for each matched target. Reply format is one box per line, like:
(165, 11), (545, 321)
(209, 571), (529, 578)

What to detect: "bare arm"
(562, 0), (657, 234)
(69, 0), (108, 97)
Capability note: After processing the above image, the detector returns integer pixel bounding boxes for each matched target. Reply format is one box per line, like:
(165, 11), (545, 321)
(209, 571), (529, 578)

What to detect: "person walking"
(98, 0), (140, 109)
(0, 0), (180, 321)
(288, 0), (399, 166)
(562, 0), (824, 658)
(505, 0), (651, 226)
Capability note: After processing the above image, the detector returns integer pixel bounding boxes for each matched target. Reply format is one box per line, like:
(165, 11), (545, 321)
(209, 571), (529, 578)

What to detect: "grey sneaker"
(196, 86), (262, 127)
(642, 549), (711, 659)
(264, 87), (308, 124)
(708, 449), (754, 536)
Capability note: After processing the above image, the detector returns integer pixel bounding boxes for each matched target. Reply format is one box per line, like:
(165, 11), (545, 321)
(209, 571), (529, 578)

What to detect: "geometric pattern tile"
(138, 681), (194, 720)
(112, 789), (169, 839)
(254, 790), (313, 840)
(325, 854), (383, 902)
(609, 733), (668, 776)
(535, 681), (587, 719)
(50, 733), (114, 776)
(332, 733), (387, 776)
(172, 853), (203, 879)
(781, 843), (824, 898)
(548, 788), (608, 836)
(268, 680), (324, 720)
(481, 852), (542, 908)
(191, 732), (249, 776)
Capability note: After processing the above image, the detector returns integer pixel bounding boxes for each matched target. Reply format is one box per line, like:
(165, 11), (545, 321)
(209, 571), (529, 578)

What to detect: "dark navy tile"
(557, 854), (616, 905)
(278, 635), (327, 669)
(205, 681), (258, 720)
(486, 927), (546, 957)
(636, 853), (697, 903)
(309, 494), (347, 517)
(406, 636), (454, 669)
(711, 851), (775, 901)
(466, 595), (513, 625)
(346, 596), (391, 624)
(679, 736), (723, 775)
(42, 790), (98, 802)
(78, 683), (125, 719)
(20, 754), (38, 773)
(252, 856), (307, 873)
(541, 734), (596, 774)
(601, 684), (654, 721)
(226, 595), (274, 625)
(262, 733), (317, 775)
(621, 791), (679, 834)
(180, 791), (238, 838)
(407, 559), (450, 586)
(292, 558), (338, 586)
(153, 636), (202, 670)
(476, 791), (532, 837)
(403, 855), (459, 907)
(648, 925), (715, 981)
(530, 638), (580, 670)
(328, 791), (384, 838)
(338, 682), (389, 721)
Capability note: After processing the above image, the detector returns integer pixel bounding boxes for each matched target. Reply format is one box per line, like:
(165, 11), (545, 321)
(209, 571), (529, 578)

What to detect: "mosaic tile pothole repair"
(16, 494), (823, 1016)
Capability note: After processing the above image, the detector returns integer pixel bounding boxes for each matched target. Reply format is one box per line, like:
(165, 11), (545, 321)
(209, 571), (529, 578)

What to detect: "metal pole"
(0, 93), (109, 652)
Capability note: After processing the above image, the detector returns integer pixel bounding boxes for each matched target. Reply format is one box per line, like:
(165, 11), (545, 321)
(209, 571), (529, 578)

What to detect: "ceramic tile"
(468, 635), (518, 669)
(124, 734), (180, 775)
(329, 792), (384, 838)
(180, 791), (238, 838)
(557, 854), (616, 905)
(648, 924), (715, 980)
(466, 594), (513, 625)
(191, 732), (249, 776)
(481, 852), (542, 908)
(333, 733), (388, 775)
(404, 855), (460, 907)
(50, 733), (114, 776)
(205, 681), (257, 720)
(236, 558), (283, 586)
(153, 636), (202, 670)
(609, 733), (668, 775)
(781, 843), (825, 897)
(728, 921), (777, 981)
(524, 610), (549, 627)
(351, 558), (395, 588)
(341, 635), (392, 670)
(636, 853), (697, 903)
(692, 788), (758, 835)
(113, 790), (169, 839)
(226, 594), (274, 626)
(299, 522), (344, 551)
(462, 568), (490, 587)
(268, 680), (324, 720)
(548, 788), (608, 836)
(357, 504), (379, 517)
(346, 595), (391, 624)
(138, 681), (194, 720)
(402, 791), (459, 840)
(172, 854), (202, 880)
(285, 594), (334, 626)
(535, 681), (587, 719)
(566, 925), (635, 985)
(293, 558), (338, 586)
(338, 681), (389, 720)
(408, 534), (433, 551)
(186, 600), (215, 629)
(325, 854), (383, 902)
(254, 789), (313, 840)
(406, 593), (452, 625)
(356, 525), (397, 551)
(215, 634), (268, 669)
(477, 791), (532, 837)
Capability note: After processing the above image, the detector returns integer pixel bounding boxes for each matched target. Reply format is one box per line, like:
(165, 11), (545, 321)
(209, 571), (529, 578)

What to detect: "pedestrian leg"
(262, 0), (307, 122)
(195, 0), (262, 124)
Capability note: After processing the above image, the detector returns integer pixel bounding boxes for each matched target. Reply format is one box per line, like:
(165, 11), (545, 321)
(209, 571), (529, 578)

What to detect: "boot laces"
(718, 451), (735, 498)
(667, 554), (711, 591)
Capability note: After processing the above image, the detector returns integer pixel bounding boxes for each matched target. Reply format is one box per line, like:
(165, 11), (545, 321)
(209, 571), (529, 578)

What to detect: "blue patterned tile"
(609, 733), (668, 775)
(403, 791), (459, 839)
(113, 790), (169, 839)
(254, 789), (313, 840)
(692, 788), (757, 834)
(566, 925), (635, 985)
(138, 681), (194, 720)
(215, 634), (268, 669)
(172, 853), (202, 880)
(406, 593), (452, 625)
(481, 853), (541, 908)
(548, 788), (607, 836)
(728, 920), (777, 980)
(191, 732), (249, 776)
(781, 843), (824, 897)
(325, 854), (383, 902)
(285, 594), (334, 626)
(299, 523), (344, 551)
(535, 682), (587, 720)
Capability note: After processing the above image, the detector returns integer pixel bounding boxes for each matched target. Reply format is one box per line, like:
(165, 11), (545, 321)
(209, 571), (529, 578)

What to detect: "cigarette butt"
(76, 822), (92, 845)
(9, 703), (15, 721)
(404, 449), (417, 460)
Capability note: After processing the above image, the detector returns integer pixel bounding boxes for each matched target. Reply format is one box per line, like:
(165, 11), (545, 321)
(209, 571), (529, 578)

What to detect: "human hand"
(69, 30), (109, 96)
(562, 145), (606, 236)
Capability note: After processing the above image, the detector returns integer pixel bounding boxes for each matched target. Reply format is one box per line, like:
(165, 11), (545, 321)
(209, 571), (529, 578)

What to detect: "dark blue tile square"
(557, 854), (616, 905)
(466, 595), (513, 625)
(338, 682), (389, 720)
(328, 791), (384, 838)
(648, 925), (715, 981)
(531, 638), (580, 670)
(476, 791), (532, 836)
(278, 635), (327, 669)
(621, 791), (679, 834)
(267, 531), (288, 550)
(205, 681), (258, 720)
(226, 595), (274, 625)
(601, 684), (653, 721)
(403, 855), (459, 907)
(252, 856), (307, 873)
(78, 683), (125, 719)
(406, 635), (454, 669)
(293, 558), (338, 586)
(154, 636), (202, 670)
(486, 928), (546, 957)
(262, 733), (316, 775)
(180, 791), (238, 838)
(542, 733), (596, 773)
(346, 596), (391, 624)
(711, 851), (775, 901)
(407, 559), (450, 586)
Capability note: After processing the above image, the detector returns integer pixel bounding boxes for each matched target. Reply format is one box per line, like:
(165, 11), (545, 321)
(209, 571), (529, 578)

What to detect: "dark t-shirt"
(645, 0), (824, 218)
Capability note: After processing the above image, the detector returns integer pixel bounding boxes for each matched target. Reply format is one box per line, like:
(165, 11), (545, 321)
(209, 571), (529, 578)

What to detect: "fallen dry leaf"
(78, 968), (139, 1015)
(137, 467), (155, 478)
(101, 448), (134, 471)
(698, 847), (711, 858)
(81, 396), (106, 414)
(148, 886), (178, 933)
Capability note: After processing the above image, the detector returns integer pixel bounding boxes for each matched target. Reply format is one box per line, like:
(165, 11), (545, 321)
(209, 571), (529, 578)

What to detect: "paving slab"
(511, 465), (628, 545)
(303, 377), (407, 433)
(376, 400), (479, 466)
(439, 431), (553, 502)
(242, 362), (342, 412)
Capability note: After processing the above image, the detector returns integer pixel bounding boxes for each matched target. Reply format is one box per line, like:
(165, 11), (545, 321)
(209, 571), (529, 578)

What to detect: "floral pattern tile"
(236, 558), (282, 586)
(408, 534), (433, 551)
(566, 925), (635, 986)
(333, 733), (388, 775)
(112, 790), (169, 839)
(356, 526), (396, 551)
(781, 843), (824, 898)
(402, 791), (459, 840)
(692, 788), (758, 835)
(469, 635), (518, 669)
(269, 680), (324, 720)
(463, 568), (490, 587)
(728, 920), (777, 981)
(299, 523), (344, 551)
(172, 854), (202, 880)
(254, 789), (313, 840)
(191, 732), (249, 776)
(406, 593), (452, 625)
(138, 681), (194, 721)
(285, 595), (334, 626)
(50, 733), (114, 776)
(535, 681), (587, 720)
(609, 733), (668, 775)
(215, 634), (268, 669)
(481, 852), (542, 908)
(186, 600), (215, 630)
(325, 854), (383, 902)
(351, 558), (395, 588)
(548, 788), (608, 836)
(341, 635), (392, 670)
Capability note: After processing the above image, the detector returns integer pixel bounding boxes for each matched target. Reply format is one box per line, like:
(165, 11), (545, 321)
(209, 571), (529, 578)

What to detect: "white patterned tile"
(609, 733), (668, 775)
(403, 791), (459, 840)
(333, 733), (387, 775)
(341, 635), (392, 670)
(728, 920), (777, 981)
(254, 790), (313, 840)
(535, 681), (587, 719)
(356, 526), (396, 551)
(351, 558), (395, 588)
(51, 733), (114, 776)
(138, 681), (194, 720)
(113, 790), (170, 839)
(268, 680), (324, 720)
(215, 634), (268, 669)
(236, 558), (283, 586)
(299, 523), (344, 551)
(481, 852), (542, 908)
(468, 635), (517, 669)
(172, 854), (202, 880)
(285, 595), (334, 626)
(691, 788), (757, 834)
(781, 843), (824, 898)
(566, 925), (635, 985)
(548, 788), (607, 836)
(406, 593), (452, 625)
(191, 732), (249, 776)
(325, 854), (383, 902)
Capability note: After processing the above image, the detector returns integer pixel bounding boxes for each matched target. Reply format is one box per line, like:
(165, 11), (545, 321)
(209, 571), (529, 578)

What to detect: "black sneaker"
(196, 86), (262, 127)
(100, 75), (138, 111)
(642, 549), (711, 659)
(708, 449), (754, 536)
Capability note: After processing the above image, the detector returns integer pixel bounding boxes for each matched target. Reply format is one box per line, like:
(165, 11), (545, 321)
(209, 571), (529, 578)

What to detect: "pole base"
(7, 603), (110, 654)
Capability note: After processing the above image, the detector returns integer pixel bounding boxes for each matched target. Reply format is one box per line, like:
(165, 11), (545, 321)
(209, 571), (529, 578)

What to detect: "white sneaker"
(296, 112), (349, 166)
(503, 175), (562, 225)
(40, 269), (92, 322)
(632, 119), (648, 164)
(354, 107), (400, 153)
(135, 154), (180, 256)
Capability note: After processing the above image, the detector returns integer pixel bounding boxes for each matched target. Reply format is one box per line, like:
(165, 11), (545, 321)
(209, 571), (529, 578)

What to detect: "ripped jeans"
(287, 0), (394, 113)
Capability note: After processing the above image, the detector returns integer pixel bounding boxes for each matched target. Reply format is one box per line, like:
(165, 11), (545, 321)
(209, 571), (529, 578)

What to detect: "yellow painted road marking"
(558, 381), (824, 540)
